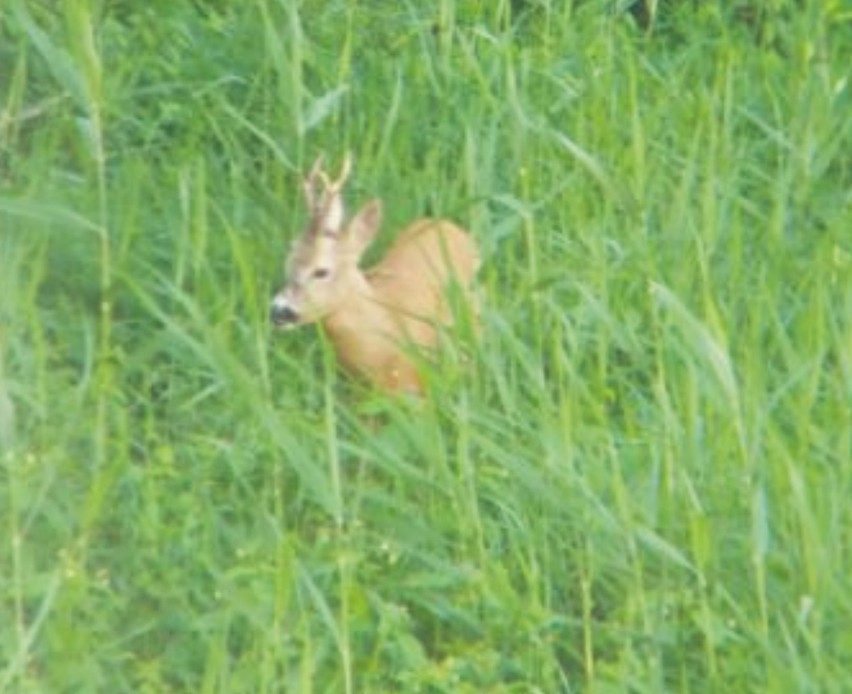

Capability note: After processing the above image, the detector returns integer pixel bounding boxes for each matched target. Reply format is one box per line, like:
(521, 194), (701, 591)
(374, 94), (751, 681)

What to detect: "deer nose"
(270, 303), (299, 326)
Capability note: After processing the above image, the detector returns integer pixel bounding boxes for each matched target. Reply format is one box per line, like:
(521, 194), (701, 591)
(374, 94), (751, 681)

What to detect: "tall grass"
(1, 1), (850, 692)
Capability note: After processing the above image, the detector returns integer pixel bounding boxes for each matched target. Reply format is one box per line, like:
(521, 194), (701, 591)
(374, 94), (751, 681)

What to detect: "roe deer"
(270, 155), (479, 394)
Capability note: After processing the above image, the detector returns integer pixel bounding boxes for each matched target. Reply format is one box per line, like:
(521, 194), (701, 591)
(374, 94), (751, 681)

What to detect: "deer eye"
(312, 268), (330, 280)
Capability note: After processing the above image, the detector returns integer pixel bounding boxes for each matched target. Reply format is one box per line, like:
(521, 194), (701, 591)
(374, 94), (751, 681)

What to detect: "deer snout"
(270, 300), (299, 327)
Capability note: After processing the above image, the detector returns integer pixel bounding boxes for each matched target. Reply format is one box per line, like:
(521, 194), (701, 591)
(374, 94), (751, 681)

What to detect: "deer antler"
(303, 154), (327, 210)
(328, 153), (351, 193)
(303, 154), (352, 209)
(302, 153), (353, 238)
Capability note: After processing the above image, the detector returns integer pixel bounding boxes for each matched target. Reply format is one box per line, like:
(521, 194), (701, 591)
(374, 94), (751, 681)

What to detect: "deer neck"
(321, 271), (397, 370)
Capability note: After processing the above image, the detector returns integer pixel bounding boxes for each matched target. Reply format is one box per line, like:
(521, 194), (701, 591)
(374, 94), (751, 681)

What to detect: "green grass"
(1, 1), (850, 692)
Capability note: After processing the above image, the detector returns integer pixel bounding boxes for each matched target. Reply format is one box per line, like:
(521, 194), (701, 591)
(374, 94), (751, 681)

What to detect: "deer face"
(270, 156), (381, 327)
(270, 234), (346, 326)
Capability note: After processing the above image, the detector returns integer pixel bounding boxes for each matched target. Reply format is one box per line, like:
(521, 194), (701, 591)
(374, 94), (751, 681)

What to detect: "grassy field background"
(1, 1), (850, 692)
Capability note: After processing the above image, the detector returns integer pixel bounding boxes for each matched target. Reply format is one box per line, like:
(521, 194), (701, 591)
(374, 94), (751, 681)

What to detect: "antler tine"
(328, 153), (352, 193)
(303, 154), (327, 209)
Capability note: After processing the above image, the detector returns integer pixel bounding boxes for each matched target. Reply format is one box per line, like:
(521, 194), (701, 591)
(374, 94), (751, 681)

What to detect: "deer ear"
(345, 199), (382, 256)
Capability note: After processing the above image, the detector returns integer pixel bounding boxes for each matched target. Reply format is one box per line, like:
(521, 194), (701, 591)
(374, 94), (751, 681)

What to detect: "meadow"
(1, 1), (850, 692)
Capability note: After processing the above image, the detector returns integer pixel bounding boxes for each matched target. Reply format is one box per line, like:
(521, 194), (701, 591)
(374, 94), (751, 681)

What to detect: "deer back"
(365, 219), (479, 348)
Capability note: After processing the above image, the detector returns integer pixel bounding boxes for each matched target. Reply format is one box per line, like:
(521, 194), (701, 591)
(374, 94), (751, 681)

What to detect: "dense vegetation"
(1, 1), (849, 692)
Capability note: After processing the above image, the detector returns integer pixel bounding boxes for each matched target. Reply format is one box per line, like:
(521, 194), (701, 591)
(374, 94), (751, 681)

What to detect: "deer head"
(271, 155), (383, 327)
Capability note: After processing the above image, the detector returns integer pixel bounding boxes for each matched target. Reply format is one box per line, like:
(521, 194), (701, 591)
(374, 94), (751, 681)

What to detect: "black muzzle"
(271, 304), (299, 326)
